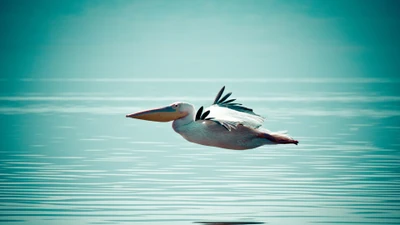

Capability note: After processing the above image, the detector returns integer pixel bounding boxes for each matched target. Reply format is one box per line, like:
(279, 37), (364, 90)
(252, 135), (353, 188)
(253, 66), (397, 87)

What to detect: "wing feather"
(195, 106), (203, 121)
(195, 86), (265, 131)
(205, 105), (264, 129)
(200, 110), (210, 120)
(218, 92), (232, 104)
(213, 86), (225, 104)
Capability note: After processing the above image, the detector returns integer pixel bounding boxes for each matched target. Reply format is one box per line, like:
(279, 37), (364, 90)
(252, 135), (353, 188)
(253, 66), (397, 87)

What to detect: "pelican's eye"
(172, 104), (179, 109)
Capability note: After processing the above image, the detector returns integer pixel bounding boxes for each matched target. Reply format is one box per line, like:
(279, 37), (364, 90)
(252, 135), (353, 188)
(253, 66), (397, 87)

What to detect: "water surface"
(0, 78), (399, 225)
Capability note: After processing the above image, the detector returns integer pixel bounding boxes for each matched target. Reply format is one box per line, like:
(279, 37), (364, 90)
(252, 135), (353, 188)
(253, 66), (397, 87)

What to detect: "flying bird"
(126, 86), (298, 150)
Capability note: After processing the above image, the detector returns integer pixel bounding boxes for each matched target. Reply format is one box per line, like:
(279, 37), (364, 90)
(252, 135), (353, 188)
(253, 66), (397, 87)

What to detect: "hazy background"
(0, 1), (399, 225)
(1, 0), (399, 82)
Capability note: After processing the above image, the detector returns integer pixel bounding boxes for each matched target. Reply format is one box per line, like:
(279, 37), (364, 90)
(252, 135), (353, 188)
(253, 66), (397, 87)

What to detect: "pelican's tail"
(257, 129), (298, 145)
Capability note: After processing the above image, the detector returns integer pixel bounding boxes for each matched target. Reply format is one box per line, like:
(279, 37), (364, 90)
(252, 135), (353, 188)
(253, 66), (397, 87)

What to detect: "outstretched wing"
(195, 86), (265, 131)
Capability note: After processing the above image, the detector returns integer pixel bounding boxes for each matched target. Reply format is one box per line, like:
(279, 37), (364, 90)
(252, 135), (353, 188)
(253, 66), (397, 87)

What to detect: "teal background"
(0, 1), (399, 225)
(1, 0), (399, 81)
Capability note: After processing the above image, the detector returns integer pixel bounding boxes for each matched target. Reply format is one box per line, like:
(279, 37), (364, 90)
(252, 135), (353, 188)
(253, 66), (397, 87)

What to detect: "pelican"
(126, 86), (298, 150)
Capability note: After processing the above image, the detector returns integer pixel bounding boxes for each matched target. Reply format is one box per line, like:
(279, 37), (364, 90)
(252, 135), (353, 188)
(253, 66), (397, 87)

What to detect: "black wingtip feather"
(201, 110), (210, 120)
(211, 86), (257, 115)
(223, 98), (236, 104)
(213, 86), (225, 104)
(195, 106), (203, 121)
(218, 92), (232, 104)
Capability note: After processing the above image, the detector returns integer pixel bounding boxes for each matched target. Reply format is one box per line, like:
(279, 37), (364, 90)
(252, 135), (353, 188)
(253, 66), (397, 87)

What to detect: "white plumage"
(126, 86), (298, 150)
(205, 104), (265, 130)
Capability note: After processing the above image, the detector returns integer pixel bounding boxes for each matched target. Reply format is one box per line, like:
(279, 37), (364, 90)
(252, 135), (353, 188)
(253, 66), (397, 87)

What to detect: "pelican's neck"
(172, 104), (195, 133)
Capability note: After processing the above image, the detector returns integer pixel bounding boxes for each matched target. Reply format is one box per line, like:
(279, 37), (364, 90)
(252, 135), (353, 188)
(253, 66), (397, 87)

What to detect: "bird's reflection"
(194, 222), (264, 225)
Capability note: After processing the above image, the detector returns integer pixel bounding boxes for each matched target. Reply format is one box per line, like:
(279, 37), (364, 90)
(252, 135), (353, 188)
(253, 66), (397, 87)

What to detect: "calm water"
(0, 78), (399, 225)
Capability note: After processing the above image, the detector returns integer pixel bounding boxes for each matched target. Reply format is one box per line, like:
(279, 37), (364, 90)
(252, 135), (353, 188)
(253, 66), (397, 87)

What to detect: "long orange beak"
(126, 105), (187, 122)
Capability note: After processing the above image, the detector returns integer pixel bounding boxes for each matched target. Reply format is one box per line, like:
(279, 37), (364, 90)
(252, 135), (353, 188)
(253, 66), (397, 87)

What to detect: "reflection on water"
(0, 78), (399, 225)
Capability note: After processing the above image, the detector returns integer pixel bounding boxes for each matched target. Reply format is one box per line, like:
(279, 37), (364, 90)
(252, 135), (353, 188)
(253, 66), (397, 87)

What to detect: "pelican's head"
(126, 102), (192, 122)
